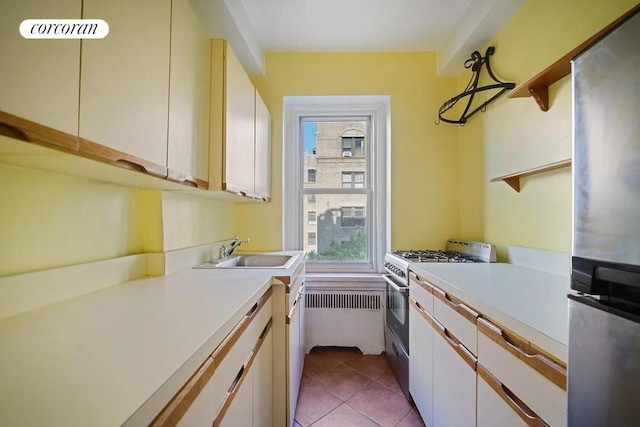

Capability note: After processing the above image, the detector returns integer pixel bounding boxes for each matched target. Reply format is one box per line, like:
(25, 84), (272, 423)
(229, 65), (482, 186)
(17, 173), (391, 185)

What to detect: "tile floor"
(294, 347), (426, 427)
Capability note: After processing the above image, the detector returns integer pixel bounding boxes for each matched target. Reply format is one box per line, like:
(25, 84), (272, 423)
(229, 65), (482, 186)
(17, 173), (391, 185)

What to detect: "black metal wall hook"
(437, 46), (515, 125)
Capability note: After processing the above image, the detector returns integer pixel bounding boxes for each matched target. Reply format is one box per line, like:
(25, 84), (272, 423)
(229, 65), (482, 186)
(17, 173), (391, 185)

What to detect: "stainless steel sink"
(194, 254), (295, 269)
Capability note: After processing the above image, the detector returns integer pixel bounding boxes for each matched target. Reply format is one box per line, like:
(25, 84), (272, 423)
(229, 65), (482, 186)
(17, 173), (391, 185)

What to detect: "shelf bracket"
(529, 87), (549, 112)
(503, 177), (521, 192)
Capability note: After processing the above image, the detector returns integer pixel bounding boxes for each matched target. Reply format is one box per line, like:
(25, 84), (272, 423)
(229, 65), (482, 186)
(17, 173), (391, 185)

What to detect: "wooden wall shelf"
(507, 4), (640, 111)
(490, 159), (571, 192)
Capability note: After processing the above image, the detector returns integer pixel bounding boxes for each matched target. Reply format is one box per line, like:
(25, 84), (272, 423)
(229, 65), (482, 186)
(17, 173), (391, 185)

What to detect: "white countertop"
(0, 252), (304, 427)
(409, 262), (570, 361)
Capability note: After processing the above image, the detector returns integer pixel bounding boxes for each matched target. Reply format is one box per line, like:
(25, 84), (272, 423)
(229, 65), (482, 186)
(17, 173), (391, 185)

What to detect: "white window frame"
(283, 95), (390, 273)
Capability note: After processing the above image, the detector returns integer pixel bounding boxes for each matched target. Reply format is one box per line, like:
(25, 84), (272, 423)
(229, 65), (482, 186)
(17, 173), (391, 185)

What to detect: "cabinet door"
(80, 0), (170, 173)
(253, 327), (273, 427)
(224, 44), (256, 196)
(299, 283), (306, 376)
(167, 0), (210, 187)
(218, 366), (253, 427)
(287, 290), (304, 426)
(432, 316), (477, 427)
(0, 0), (80, 143)
(409, 299), (434, 427)
(254, 90), (271, 200)
(477, 364), (545, 427)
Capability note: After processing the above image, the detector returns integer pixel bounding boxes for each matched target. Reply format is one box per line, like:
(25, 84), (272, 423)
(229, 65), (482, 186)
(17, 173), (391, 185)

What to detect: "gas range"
(384, 239), (496, 285)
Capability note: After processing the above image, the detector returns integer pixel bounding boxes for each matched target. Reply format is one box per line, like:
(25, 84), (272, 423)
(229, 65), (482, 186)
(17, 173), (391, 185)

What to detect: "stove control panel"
(384, 262), (407, 280)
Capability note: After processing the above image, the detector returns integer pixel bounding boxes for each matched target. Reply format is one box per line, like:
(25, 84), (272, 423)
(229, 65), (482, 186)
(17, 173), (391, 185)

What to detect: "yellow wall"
(161, 192), (235, 251)
(235, 52), (461, 251)
(460, 0), (637, 260)
(0, 164), (235, 277)
(0, 162), (146, 277)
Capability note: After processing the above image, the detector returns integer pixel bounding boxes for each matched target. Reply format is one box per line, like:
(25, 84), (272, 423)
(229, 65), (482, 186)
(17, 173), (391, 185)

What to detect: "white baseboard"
(0, 254), (152, 319)
(507, 246), (571, 276)
(163, 242), (224, 274)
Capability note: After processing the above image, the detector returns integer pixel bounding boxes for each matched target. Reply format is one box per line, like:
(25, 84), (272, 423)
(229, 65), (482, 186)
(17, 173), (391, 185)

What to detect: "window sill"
(305, 272), (385, 290)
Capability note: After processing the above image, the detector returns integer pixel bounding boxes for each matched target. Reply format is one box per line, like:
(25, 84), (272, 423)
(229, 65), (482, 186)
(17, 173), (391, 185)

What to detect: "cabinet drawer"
(478, 318), (566, 427)
(151, 289), (272, 426)
(432, 286), (479, 355)
(409, 272), (434, 314)
(478, 363), (548, 427)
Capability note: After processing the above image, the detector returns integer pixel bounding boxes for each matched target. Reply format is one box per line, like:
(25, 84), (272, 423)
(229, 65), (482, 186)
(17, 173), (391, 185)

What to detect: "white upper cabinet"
(224, 43), (255, 196)
(80, 0), (171, 176)
(210, 39), (271, 201)
(167, 0), (210, 188)
(0, 0), (81, 146)
(254, 90), (271, 201)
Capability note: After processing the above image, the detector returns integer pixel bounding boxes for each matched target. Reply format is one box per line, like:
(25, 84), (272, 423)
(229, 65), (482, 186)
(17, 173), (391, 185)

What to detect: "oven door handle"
(383, 275), (409, 293)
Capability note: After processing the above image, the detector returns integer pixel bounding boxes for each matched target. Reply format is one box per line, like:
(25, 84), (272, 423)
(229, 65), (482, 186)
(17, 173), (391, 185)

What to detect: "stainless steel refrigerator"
(569, 8), (640, 427)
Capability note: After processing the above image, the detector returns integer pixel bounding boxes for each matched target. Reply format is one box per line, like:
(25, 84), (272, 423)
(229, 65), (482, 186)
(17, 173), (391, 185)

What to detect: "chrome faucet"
(219, 236), (250, 259)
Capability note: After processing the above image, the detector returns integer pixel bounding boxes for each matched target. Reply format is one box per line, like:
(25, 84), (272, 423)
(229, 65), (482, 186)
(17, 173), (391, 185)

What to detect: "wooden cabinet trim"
(149, 355), (216, 427)
(478, 363), (549, 427)
(409, 272), (433, 294)
(0, 110), (79, 152)
(150, 288), (272, 427)
(286, 288), (303, 325)
(478, 317), (566, 390)
(78, 137), (168, 178)
(410, 298), (477, 371)
(213, 319), (273, 426)
(212, 287), (272, 364)
(166, 169), (209, 189)
(276, 261), (304, 286)
(432, 286), (479, 324)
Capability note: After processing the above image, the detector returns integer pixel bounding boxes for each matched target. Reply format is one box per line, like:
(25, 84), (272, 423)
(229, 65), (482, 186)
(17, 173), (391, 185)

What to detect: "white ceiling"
(191, 0), (525, 76)
(239, 0), (473, 51)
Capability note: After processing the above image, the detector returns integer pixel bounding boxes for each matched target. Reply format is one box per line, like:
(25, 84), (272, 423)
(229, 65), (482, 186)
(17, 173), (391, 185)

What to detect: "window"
(342, 136), (364, 157)
(283, 96), (390, 273)
(342, 172), (365, 188)
(341, 206), (365, 227)
(307, 168), (316, 183)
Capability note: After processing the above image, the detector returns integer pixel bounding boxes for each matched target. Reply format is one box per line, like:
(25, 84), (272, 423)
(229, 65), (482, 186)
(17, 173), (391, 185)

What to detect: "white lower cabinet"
(152, 289), (272, 427)
(253, 328), (273, 427)
(409, 296), (434, 427)
(432, 316), (477, 427)
(408, 269), (567, 427)
(218, 366), (254, 427)
(287, 282), (305, 426)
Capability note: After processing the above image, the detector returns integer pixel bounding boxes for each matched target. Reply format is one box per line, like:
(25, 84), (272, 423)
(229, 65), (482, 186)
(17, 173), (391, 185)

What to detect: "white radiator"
(304, 289), (385, 355)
